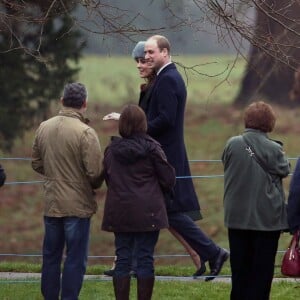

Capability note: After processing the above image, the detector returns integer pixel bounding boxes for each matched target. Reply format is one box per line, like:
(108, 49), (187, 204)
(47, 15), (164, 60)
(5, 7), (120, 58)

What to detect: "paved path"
(0, 273), (299, 283)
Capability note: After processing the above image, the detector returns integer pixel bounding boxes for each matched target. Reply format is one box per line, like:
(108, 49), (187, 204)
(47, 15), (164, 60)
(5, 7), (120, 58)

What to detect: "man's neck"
(157, 60), (172, 75)
(62, 106), (86, 114)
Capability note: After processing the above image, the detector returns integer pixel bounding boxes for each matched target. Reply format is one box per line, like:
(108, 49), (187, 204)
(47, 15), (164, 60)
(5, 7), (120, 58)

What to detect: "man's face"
(144, 39), (166, 71)
(135, 58), (154, 79)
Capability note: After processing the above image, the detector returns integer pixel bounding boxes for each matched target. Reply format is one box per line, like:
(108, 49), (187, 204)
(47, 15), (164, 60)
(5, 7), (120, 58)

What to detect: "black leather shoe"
(205, 248), (229, 281)
(193, 262), (206, 278)
(103, 269), (115, 276)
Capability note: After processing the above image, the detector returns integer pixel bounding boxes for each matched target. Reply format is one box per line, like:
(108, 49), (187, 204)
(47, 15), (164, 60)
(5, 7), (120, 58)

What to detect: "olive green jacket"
(32, 109), (102, 217)
(222, 129), (290, 231)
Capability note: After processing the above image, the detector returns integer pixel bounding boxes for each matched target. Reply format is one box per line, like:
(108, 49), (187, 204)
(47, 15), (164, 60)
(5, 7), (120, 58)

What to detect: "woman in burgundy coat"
(101, 104), (175, 300)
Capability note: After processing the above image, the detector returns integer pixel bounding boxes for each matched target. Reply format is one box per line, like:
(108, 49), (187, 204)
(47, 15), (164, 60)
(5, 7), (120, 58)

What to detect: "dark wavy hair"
(244, 101), (276, 133)
(119, 104), (147, 138)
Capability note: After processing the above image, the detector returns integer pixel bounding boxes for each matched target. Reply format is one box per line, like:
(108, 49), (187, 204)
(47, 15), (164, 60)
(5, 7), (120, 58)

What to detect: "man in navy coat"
(287, 158), (300, 234)
(144, 35), (229, 280)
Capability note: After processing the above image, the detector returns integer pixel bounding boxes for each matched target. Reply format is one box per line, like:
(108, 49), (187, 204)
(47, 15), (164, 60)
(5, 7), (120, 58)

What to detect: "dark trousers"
(114, 231), (159, 278)
(41, 216), (90, 300)
(228, 228), (280, 300)
(168, 212), (220, 262)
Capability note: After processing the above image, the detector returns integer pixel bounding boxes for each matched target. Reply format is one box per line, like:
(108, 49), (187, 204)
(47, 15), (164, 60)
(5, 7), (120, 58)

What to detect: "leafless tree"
(1, 0), (300, 106)
(0, 0), (169, 57)
(182, 1), (300, 106)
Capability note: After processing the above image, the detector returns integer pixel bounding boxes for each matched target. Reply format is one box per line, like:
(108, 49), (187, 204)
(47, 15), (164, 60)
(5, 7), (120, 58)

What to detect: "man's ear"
(162, 48), (168, 57)
(82, 99), (87, 109)
(60, 97), (64, 106)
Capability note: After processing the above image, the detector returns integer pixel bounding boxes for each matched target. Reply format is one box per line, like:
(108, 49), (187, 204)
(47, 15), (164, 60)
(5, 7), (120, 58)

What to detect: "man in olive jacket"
(32, 82), (102, 300)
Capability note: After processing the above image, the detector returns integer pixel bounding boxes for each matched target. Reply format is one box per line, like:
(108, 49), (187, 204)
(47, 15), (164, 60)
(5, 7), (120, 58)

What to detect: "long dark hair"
(119, 104), (147, 138)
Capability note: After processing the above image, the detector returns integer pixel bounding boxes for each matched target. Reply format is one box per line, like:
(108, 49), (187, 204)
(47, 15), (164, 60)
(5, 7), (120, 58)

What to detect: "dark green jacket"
(222, 129), (290, 231)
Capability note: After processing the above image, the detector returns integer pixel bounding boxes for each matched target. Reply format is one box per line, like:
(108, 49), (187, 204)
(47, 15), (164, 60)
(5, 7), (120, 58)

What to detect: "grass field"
(78, 54), (246, 106)
(0, 279), (299, 300)
(0, 55), (300, 298)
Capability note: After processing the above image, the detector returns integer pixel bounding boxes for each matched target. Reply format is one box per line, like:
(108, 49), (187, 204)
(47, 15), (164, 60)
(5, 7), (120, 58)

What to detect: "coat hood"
(109, 134), (158, 164)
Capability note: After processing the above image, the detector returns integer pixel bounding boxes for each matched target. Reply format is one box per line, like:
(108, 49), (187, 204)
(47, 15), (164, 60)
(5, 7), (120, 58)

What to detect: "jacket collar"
(58, 109), (89, 124)
(243, 128), (283, 148)
(157, 61), (173, 75)
(244, 128), (268, 137)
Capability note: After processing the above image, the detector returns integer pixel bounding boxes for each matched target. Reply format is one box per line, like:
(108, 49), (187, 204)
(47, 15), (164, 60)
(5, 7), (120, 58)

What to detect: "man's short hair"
(62, 82), (87, 109)
(149, 35), (171, 53)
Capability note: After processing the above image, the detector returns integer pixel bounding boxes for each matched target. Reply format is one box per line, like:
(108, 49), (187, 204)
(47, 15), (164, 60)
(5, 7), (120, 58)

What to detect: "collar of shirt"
(157, 61), (172, 75)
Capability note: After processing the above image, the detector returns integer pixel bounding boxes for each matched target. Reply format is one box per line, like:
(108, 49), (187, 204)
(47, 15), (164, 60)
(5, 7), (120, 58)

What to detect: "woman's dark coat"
(101, 134), (175, 232)
(141, 63), (201, 218)
(287, 158), (300, 233)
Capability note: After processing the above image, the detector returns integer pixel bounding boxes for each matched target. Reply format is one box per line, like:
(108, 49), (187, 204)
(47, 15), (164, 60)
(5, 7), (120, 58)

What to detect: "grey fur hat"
(132, 41), (146, 59)
(63, 82), (87, 109)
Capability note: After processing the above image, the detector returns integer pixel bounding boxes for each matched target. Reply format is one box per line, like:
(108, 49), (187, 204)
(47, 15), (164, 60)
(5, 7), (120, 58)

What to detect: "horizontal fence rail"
(0, 250), (287, 259)
(0, 156), (297, 283)
(1, 157), (298, 185)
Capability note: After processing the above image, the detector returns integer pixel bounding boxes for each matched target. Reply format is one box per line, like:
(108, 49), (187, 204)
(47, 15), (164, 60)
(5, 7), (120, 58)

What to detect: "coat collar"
(243, 128), (283, 146)
(157, 61), (173, 75)
(244, 128), (267, 137)
(58, 109), (89, 124)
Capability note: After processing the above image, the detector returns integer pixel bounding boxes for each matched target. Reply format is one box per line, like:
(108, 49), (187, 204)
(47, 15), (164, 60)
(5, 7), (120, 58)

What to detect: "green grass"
(0, 259), (299, 299)
(0, 278), (299, 300)
(0, 261), (298, 299)
(77, 54), (246, 106)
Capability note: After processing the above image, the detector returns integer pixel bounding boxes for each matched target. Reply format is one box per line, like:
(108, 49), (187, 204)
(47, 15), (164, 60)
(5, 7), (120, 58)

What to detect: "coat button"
(152, 224), (155, 228)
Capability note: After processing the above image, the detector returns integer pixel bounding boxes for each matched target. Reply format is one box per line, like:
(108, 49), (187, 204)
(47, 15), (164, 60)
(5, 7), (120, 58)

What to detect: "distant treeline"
(77, 0), (243, 55)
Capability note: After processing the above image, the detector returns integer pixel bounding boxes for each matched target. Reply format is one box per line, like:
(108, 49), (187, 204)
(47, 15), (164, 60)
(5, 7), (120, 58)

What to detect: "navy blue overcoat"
(287, 157), (300, 233)
(143, 63), (201, 217)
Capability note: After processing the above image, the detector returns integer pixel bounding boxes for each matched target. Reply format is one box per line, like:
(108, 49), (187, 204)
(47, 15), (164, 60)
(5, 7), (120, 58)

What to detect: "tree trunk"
(234, 0), (300, 107)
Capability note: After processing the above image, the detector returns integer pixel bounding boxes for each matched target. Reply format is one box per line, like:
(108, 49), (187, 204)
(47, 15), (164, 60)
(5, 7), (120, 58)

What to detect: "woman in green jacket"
(222, 101), (290, 300)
